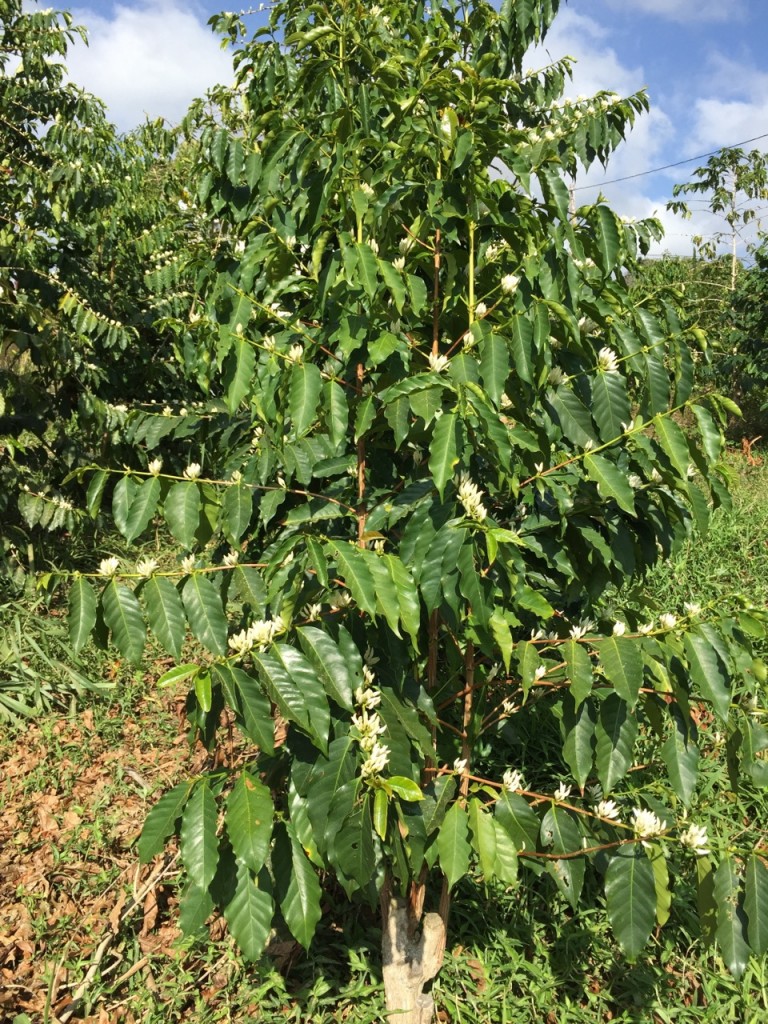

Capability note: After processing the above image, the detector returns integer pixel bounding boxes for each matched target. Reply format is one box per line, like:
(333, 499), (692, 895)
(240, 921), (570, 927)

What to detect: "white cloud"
(65, 0), (233, 131)
(601, 0), (747, 23)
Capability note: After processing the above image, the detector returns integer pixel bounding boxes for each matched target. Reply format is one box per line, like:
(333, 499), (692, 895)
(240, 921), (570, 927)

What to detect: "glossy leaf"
(605, 848), (656, 959)
(714, 857), (750, 978)
(138, 781), (192, 863)
(226, 772), (274, 874)
(182, 574), (228, 656)
(143, 575), (185, 660)
(179, 781), (219, 892)
(69, 575), (97, 654)
(437, 801), (471, 889)
(101, 579), (146, 663)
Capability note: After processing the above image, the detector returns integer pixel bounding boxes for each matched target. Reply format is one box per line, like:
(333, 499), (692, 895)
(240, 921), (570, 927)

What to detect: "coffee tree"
(68, 2), (767, 1019)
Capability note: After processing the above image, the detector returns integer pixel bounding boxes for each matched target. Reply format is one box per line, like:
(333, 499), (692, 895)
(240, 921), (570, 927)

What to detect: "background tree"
(0, 0), (207, 587)
(54, 2), (768, 1021)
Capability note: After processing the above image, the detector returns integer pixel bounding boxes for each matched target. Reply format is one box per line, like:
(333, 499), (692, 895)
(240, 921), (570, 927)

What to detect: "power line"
(572, 131), (768, 192)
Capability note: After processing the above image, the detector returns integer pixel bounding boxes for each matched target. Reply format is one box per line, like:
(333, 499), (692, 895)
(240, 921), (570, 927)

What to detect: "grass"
(1, 456), (767, 1023)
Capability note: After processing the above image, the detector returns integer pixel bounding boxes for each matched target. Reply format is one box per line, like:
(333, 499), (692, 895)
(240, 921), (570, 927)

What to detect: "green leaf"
(112, 475), (137, 538)
(333, 796), (376, 889)
(69, 575), (97, 654)
(182, 574), (228, 656)
(562, 695), (596, 790)
(226, 772), (274, 874)
(429, 412), (461, 498)
(437, 800), (471, 889)
(492, 820), (519, 884)
(593, 205), (621, 274)
(222, 860), (273, 961)
(143, 576), (185, 660)
(595, 692), (638, 794)
(745, 855), (768, 956)
(660, 712), (699, 805)
(275, 824), (323, 948)
(222, 482), (253, 545)
(654, 414), (692, 479)
(383, 554), (422, 648)
(387, 776), (424, 802)
(165, 482), (201, 550)
(86, 469), (108, 518)
(495, 791), (539, 853)
(540, 805), (584, 907)
(157, 663), (200, 688)
(252, 649), (314, 742)
(584, 453), (636, 515)
(289, 362), (322, 438)
(649, 843), (671, 927)
(516, 641), (542, 697)
(599, 636), (643, 708)
(137, 781), (192, 862)
(605, 848), (656, 960)
(685, 630), (731, 721)
(123, 476), (161, 543)
(468, 798), (497, 881)
(563, 639), (593, 707)
(480, 334), (509, 407)
(296, 626), (355, 710)
(213, 663), (275, 753)
(592, 370), (631, 442)
(179, 781), (219, 892)
(101, 579), (146, 663)
(178, 881), (214, 936)
(231, 565), (267, 614)
(223, 336), (256, 414)
(325, 540), (377, 617)
(368, 555), (403, 637)
(272, 643), (330, 752)
(715, 857), (750, 978)
(548, 387), (597, 447)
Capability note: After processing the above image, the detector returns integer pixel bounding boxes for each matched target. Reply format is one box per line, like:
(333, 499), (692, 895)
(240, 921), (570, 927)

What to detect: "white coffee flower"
(222, 548), (240, 567)
(475, 301), (488, 318)
(679, 823), (710, 856)
(246, 618), (279, 650)
(148, 457), (163, 476)
(180, 554), (197, 573)
(612, 620), (627, 637)
(547, 366), (566, 387)
(453, 758), (468, 773)
(632, 807), (666, 840)
(684, 602), (702, 616)
(456, 471), (488, 522)
(162, 406), (173, 417)
(331, 590), (353, 609)
(399, 236), (415, 255)
(228, 628), (253, 656)
(288, 343), (304, 363)
(183, 462), (202, 480)
(360, 741), (390, 779)
(428, 351), (450, 373)
(359, 181), (375, 197)
(502, 768), (525, 793)
(554, 782), (572, 801)
(638, 621), (655, 635)
(659, 613), (677, 630)
(596, 799), (621, 821)
(352, 710), (387, 751)
(135, 557), (158, 578)
(99, 557), (120, 576)
(597, 347), (619, 373)
(393, 256), (405, 271)
(355, 685), (382, 711)
(628, 474), (643, 489)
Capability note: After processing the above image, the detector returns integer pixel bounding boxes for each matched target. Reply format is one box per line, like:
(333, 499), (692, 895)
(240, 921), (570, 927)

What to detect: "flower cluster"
(679, 822), (710, 856)
(428, 351), (450, 373)
(98, 557), (120, 576)
(597, 347), (620, 373)
(502, 768), (525, 793)
(228, 618), (280, 656)
(632, 807), (666, 842)
(456, 472), (488, 522)
(352, 667), (390, 782)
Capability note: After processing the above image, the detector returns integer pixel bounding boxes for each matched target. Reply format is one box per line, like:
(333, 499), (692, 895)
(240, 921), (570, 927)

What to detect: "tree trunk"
(381, 895), (446, 1024)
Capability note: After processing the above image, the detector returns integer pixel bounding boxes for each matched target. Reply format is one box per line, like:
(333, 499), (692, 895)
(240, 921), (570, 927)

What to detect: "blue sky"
(56, 0), (768, 256)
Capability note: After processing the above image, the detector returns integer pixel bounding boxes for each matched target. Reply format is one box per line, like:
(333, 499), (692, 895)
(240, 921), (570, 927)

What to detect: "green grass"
(1, 458), (767, 1023)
